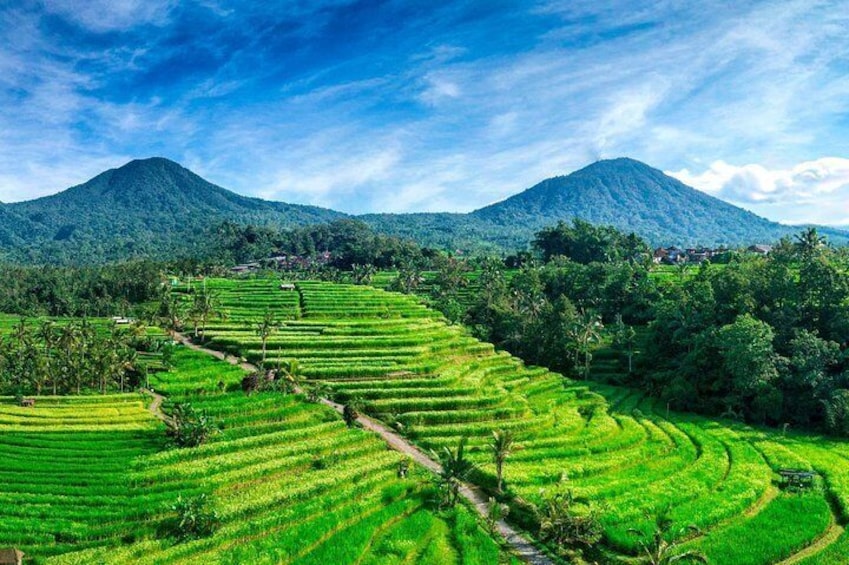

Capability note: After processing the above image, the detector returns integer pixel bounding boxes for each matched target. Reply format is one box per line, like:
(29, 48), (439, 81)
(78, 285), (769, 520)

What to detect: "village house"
(747, 244), (773, 255)
(654, 246), (725, 264)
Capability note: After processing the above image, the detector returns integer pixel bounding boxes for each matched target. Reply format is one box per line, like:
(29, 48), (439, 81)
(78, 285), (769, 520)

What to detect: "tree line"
(418, 221), (849, 437)
(0, 318), (168, 396)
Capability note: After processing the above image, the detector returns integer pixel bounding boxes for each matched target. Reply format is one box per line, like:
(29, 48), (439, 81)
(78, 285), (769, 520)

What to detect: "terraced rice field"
(0, 320), (508, 563)
(197, 278), (849, 564)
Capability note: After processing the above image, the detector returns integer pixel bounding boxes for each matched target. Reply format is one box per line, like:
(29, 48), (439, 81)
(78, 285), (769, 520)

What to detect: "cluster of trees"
(0, 319), (163, 395)
(209, 219), (436, 269)
(0, 262), (163, 317)
(647, 232), (849, 431)
(463, 256), (656, 375)
(422, 221), (849, 437)
(533, 219), (651, 264)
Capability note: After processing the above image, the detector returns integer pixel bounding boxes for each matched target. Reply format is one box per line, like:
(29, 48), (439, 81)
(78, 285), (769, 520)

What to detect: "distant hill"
(0, 156), (845, 264)
(367, 158), (849, 249)
(6, 158), (343, 263)
(469, 158), (792, 246)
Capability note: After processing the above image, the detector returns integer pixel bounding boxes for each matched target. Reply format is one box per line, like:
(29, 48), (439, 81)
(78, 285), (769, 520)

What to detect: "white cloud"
(669, 158), (849, 225)
(418, 73), (461, 106)
(41, 0), (175, 32)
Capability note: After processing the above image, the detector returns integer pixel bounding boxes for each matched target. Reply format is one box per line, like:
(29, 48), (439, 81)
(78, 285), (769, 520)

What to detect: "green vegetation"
(0, 342), (509, 564)
(3, 156), (846, 265)
(0, 316), (162, 395)
(2, 210), (848, 563)
(0, 261), (161, 317)
(2, 157), (342, 264)
(190, 277), (849, 563)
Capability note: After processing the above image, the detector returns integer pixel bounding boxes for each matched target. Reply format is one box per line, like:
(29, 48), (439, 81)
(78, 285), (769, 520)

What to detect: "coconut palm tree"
(568, 310), (604, 379)
(490, 429), (516, 494)
(37, 321), (59, 394)
(435, 437), (474, 508)
(191, 288), (223, 339)
(795, 227), (826, 257)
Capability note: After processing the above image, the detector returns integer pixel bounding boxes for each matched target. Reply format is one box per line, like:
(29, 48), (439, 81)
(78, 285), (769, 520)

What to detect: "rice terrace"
(3, 1), (849, 564)
(0, 268), (847, 564)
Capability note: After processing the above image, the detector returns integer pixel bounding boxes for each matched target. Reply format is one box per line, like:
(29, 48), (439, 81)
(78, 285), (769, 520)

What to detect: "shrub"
(166, 403), (219, 448)
(169, 494), (220, 541)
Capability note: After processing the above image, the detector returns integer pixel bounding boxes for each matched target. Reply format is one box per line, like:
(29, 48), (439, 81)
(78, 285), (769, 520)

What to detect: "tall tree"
(568, 310), (604, 380)
(490, 429), (516, 495)
(255, 309), (280, 366)
(191, 286), (223, 339)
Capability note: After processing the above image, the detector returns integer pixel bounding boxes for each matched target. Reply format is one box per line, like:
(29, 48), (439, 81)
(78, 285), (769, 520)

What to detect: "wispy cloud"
(42, 0), (176, 32)
(0, 1), (848, 225)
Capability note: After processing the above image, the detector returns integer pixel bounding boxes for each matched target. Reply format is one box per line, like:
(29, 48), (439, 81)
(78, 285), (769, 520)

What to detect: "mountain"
(365, 158), (849, 250)
(467, 158), (790, 246)
(6, 158), (344, 263)
(1, 156), (845, 264)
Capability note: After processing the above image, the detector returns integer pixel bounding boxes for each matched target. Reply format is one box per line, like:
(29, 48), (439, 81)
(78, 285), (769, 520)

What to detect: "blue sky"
(1, 1), (849, 225)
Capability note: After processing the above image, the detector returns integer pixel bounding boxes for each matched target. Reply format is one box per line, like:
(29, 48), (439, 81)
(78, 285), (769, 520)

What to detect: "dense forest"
(0, 261), (163, 317)
(0, 318), (167, 395)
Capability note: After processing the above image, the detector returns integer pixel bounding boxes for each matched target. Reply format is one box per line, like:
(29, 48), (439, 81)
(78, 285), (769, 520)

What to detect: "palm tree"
(191, 288), (222, 339)
(435, 437), (474, 508)
(569, 310), (604, 379)
(255, 309), (279, 366)
(351, 263), (377, 285)
(37, 321), (59, 394)
(158, 285), (185, 337)
(490, 429), (516, 494)
(629, 507), (708, 565)
(795, 227), (825, 257)
(612, 314), (638, 373)
(58, 323), (83, 394)
(305, 381), (331, 403)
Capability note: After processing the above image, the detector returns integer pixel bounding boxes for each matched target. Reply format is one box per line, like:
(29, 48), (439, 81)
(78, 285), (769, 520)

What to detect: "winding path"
(142, 388), (168, 423)
(172, 333), (555, 565)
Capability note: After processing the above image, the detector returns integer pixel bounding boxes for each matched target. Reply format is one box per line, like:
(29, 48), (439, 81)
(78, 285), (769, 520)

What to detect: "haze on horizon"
(1, 1), (848, 226)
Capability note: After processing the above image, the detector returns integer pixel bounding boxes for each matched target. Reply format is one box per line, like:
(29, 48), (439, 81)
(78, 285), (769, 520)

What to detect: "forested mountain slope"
(5, 158), (343, 263)
(1, 157), (846, 263)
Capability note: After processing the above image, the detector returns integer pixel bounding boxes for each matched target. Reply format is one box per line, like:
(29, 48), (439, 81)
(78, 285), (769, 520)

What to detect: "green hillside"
(471, 158), (792, 246)
(0, 331), (508, 564)
(5, 158), (343, 263)
(332, 158), (849, 250)
(192, 278), (849, 564)
(2, 157), (847, 264)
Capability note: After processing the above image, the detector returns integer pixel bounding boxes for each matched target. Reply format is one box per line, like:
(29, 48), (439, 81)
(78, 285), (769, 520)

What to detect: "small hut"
(19, 398), (35, 408)
(779, 468), (817, 490)
(279, 283), (296, 291)
(0, 548), (24, 565)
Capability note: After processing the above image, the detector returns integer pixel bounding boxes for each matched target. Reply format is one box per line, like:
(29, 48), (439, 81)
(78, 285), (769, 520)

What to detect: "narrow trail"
(172, 333), (556, 565)
(142, 388), (168, 423)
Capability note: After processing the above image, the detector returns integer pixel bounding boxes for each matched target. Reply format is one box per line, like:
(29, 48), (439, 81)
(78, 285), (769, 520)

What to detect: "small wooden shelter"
(279, 283), (296, 291)
(19, 398), (35, 408)
(779, 468), (817, 489)
(0, 548), (24, 565)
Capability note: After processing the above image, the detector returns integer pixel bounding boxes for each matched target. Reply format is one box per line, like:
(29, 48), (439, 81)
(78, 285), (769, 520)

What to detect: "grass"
(6, 275), (848, 564)
(186, 276), (849, 564)
(0, 329), (508, 563)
